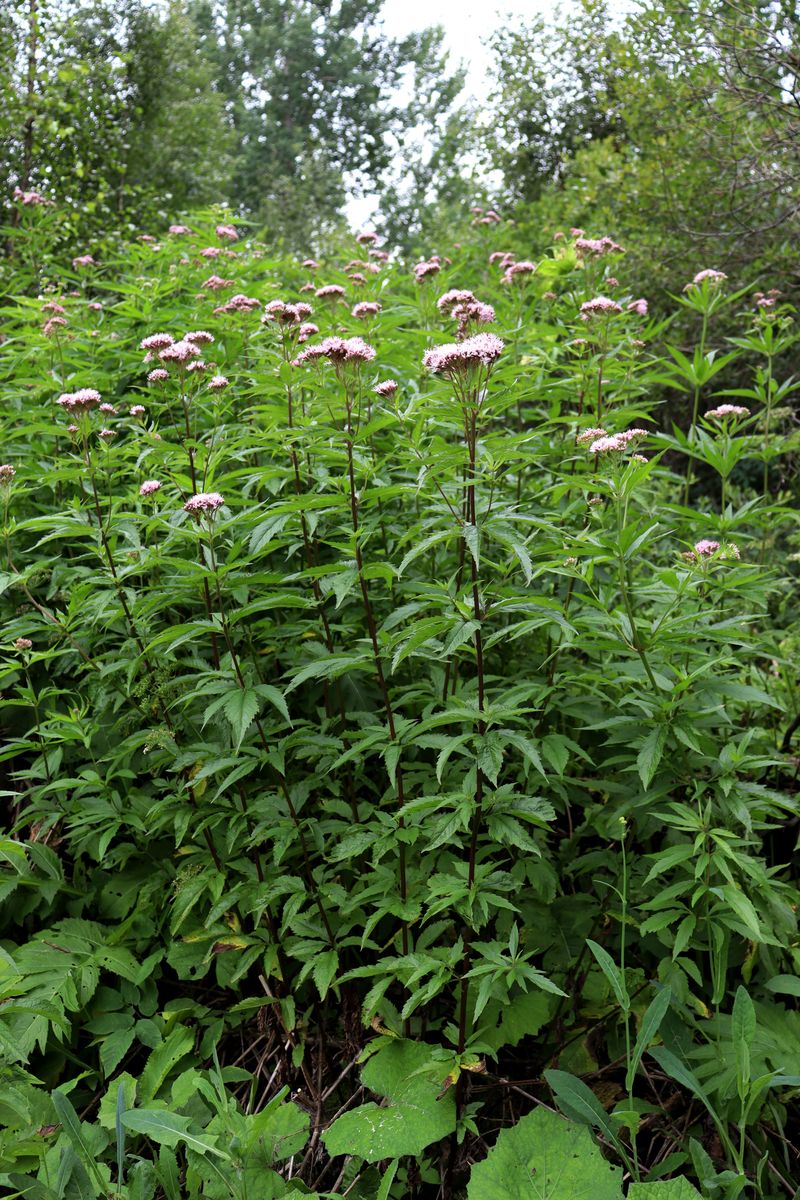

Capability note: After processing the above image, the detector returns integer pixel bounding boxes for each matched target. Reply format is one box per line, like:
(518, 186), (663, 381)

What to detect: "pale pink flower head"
(215, 223), (238, 241)
(67, 424), (79, 435)
(0, 464), (16, 484)
(139, 480), (161, 496)
(453, 300), (495, 338)
(576, 427), (608, 446)
(43, 317), (68, 337)
(369, 249), (389, 262)
(184, 491), (225, 515)
(186, 360), (207, 374)
(423, 332), (505, 376)
(147, 369), (169, 384)
(209, 374), (229, 390)
(130, 404), (146, 416)
(315, 284), (345, 300)
(302, 258), (320, 270)
(168, 224), (192, 235)
(200, 246), (222, 258)
(185, 330), (215, 346)
(687, 269), (727, 291)
(705, 404), (750, 421)
(293, 335), (376, 369)
(570, 227), (585, 237)
(627, 298), (648, 316)
(374, 380), (398, 397)
(42, 301), (66, 315)
(298, 322), (318, 343)
(588, 434), (626, 454)
(140, 333), (174, 352)
(57, 388), (101, 413)
(438, 289), (476, 312)
(159, 339), (201, 365)
(300, 282), (315, 293)
(72, 254), (96, 269)
(14, 637), (33, 650)
(202, 274), (234, 291)
(574, 236), (623, 258)
(489, 251), (514, 266)
(414, 259), (441, 282)
(553, 231), (565, 241)
(356, 231), (379, 245)
(352, 301), (381, 319)
(14, 187), (50, 207)
(98, 427), (115, 441)
(349, 272), (367, 285)
(694, 539), (720, 558)
(580, 296), (623, 319)
(501, 260), (537, 285)
(88, 301), (102, 312)
(99, 403), (117, 415)
(214, 293), (260, 315)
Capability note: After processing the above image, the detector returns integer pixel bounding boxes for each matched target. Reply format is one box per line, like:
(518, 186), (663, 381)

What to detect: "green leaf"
(322, 1038), (456, 1162)
(625, 987), (672, 1092)
(467, 1104), (623, 1199)
(544, 1070), (626, 1160)
(463, 523), (479, 568)
(138, 1026), (195, 1105)
(223, 688), (260, 751)
(629, 1180), (703, 1200)
(122, 1109), (228, 1159)
(51, 1090), (108, 1192)
(637, 726), (668, 790)
(586, 940), (629, 1012)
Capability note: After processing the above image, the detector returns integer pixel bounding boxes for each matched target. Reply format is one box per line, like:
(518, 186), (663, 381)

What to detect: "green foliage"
(0, 200), (798, 1198)
(467, 1106), (623, 1199)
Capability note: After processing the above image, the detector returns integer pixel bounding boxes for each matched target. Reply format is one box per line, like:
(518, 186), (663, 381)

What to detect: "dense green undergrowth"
(1, 207), (799, 1198)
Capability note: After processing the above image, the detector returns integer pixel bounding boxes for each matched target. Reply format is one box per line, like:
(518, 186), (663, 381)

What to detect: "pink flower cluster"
(422, 332), (505, 375)
(262, 300), (314, 325)
(169, 224), (192, 236)
(72, 255), (96, 269)
(202, 274), (234, 291)
(627, 299), (648, 316)
(215, 224), (238, 241)
(374, 380), (398, 397)
(705, 404), (750, 420)
(139, 480), (161, 496)
(213, 294), (260, 315)
(684, 539), (740, 563)
(148, 369), (169, 384)
(574, 236), (624, 257)
(209, 375), (229, 390)
(293, 336), (376, 368)
(315, 284), (345, 301)
(159, 339), (202, 365)
(352, 301), (382, 319)
(414, 259), (441, 282)
(302, 258), (320, 270)
(585, 428), (649, 455)
(580, 296), (622, 319)
(14, 637), (33, 650)
(356, 231), (378, 245)
(140, 333), (174, 351)
(184, 492), (225, 514)
(687, 269), (727, 290)
(0, 464), (16, 483)
(185, 330), (215, 346)
(502, 260), (537, 285)
(43, 316), (68, 337)
(13, 186), (51, 206)
(57, 388), (102, 413)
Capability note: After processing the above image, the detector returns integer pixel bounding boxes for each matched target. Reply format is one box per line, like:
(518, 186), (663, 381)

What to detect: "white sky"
(379, 0), (557, 91)
(346, 0), (562, 225)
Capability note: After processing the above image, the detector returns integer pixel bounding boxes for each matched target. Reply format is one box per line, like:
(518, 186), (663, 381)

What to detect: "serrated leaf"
(223, 688), (260, 751)
(637, 726), (668, 790)
(466, 1104), (623, 1199)
(322, 1039), (456, 1161)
